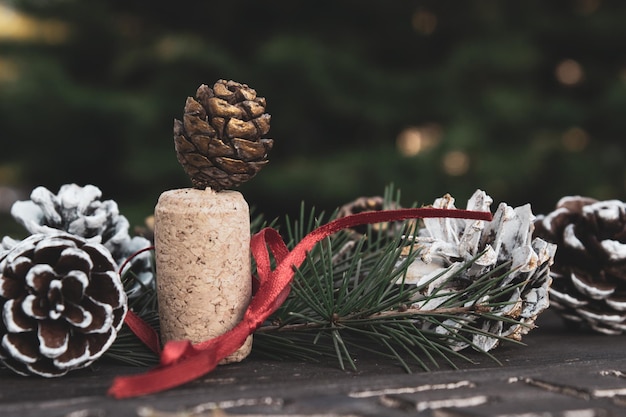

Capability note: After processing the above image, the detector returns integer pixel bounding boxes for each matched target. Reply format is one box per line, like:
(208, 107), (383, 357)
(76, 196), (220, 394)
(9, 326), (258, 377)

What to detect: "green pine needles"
(252, 194), (525, 372)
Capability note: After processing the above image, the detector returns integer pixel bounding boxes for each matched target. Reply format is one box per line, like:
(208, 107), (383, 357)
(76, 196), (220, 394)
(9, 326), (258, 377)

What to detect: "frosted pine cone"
(397, 190), (556, 352)
(174, 80), (273, 191)
(534, 196), (626, 334)
(4, 184), (153, 298)
(0, 232), (127, 377)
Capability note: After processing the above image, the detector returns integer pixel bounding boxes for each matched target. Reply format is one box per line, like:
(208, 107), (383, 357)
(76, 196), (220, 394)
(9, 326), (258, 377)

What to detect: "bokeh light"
(555, 59), (585, 86)
(442, 151), (470, 176)
(0, 4), (67, 43)
(412, 8), (437, 35)
(561, 127), (590, 152)
(396, 124), (442, 157)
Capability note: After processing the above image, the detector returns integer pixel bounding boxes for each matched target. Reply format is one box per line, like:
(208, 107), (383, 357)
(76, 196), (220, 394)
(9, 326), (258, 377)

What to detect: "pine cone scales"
(0, 233), (127, 377)
(336, 196), (404, 236)
(397, 190), (555, 352)
(174, 80), (273, 190)
(534, 196), (626, 334)
(3, 184), (154, 299)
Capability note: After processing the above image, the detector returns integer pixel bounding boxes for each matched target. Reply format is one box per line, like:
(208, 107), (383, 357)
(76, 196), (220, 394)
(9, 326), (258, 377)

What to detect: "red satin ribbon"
(108, 207), (492, 399)
(123, 311), (161, 355)
(118, 246), (162, 356)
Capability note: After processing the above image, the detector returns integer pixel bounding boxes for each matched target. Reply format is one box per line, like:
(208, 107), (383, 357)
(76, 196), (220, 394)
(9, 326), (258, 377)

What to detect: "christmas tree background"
(1, 0), (625, 232)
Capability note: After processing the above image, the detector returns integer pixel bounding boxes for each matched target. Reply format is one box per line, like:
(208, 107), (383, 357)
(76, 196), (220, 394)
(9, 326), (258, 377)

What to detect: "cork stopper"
(155, 188), (252, 363)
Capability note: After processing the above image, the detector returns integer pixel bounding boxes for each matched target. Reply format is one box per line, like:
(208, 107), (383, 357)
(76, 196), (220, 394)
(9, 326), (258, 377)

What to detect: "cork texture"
(155, 188), (252, 363)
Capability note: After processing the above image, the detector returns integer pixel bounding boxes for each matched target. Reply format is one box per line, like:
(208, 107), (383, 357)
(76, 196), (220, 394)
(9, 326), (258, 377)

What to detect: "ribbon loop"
(160, 340), (196, 366)
(251, 227), (288, 284)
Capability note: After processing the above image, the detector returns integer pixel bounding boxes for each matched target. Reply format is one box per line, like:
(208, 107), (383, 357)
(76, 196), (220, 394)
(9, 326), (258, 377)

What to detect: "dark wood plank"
(1, 311), (625, 417)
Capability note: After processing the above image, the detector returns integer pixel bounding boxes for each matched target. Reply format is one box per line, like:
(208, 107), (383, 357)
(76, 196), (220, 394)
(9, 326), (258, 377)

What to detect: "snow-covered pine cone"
(534, 196), (626, 334)
(174, 80), (274, 191)
(0, 232), (127, 377)
(3, 184), (153, 298)
(397, 190), (556, 352)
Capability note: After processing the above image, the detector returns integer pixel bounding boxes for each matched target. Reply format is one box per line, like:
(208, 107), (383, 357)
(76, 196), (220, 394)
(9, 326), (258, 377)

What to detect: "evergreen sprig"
(252, 189), (527, 372)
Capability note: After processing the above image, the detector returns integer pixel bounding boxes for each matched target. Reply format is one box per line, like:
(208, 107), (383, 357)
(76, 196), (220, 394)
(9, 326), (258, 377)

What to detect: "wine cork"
(154, 188), (252, 363)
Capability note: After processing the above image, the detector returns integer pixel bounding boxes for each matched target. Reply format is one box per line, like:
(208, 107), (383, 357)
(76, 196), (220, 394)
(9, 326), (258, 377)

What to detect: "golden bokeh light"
(0, 4), (68, 43)
(396, 124), (442, 157)
(555, 59), (584, 86)
(561, 127), (590, 152)
(575, 0), (602, 15)
(0, 58), (18, 83)
(442, 150), (470, 176)
(411, 8), (437, 35)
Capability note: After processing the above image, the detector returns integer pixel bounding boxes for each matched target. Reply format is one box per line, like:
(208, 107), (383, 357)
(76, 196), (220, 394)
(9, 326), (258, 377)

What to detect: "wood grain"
(1, 311), (624, 417)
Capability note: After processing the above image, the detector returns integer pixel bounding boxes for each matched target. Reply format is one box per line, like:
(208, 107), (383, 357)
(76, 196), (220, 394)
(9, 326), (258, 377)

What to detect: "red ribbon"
(118, 246), (162, 356)
(108, 207), (492, 399)
(123, 310), (161, 355)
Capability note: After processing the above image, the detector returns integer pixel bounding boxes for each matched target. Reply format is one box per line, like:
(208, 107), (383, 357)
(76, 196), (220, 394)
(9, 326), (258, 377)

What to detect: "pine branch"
(253, 189), (536, 372)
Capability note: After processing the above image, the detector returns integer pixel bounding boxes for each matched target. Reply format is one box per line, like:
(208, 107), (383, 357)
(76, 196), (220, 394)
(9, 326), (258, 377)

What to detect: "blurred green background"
(1, 0), (625, 235)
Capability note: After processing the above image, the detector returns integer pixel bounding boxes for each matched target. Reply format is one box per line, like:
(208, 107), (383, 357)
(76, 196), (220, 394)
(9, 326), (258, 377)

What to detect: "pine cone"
(0, 232), (127, 377)
(336, 196), (403, 236)
(174, 80), (274, 191)
(534, 196), (626, 334)
(397, 190), (556, 351)
(332, 196), (411, 266)
(5, 184), (154, 299)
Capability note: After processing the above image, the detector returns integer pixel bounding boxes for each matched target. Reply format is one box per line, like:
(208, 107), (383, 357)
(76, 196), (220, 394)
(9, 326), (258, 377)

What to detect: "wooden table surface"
(1, 310), (625, 417)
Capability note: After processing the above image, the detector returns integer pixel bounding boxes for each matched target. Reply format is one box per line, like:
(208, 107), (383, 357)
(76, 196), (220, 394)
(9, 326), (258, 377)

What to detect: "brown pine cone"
(336, 196), (401, 236)
(534, 196), (626, 334)
(331, 196), (409, 266)
(174, 80), (274, 191)
(0, 232), (127, 376)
